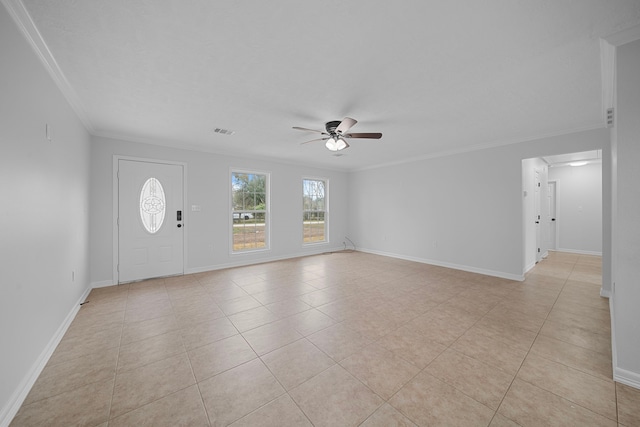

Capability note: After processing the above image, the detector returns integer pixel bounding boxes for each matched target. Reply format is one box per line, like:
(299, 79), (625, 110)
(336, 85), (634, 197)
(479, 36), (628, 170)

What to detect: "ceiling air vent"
(213, 127), (235, 136)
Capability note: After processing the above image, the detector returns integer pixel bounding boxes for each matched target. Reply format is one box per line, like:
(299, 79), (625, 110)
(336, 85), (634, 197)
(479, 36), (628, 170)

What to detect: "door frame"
(534, 169), (542, 263)
(112, 155), (188, 284)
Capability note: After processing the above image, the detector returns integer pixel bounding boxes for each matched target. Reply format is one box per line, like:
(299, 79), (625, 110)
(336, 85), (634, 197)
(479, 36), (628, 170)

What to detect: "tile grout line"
(106, 281), (133, 424)
(434, 279), (525, 426)
(485, 256), (576, 426)
(345, 278), (509, 426)
(256, 337), (322, 427)
(177, 280), (212, 426)
(17, 252), (618, 426)
(110, 279), (200, 424)
(492, 255), (618, 424)
(523, 258), (614, 383)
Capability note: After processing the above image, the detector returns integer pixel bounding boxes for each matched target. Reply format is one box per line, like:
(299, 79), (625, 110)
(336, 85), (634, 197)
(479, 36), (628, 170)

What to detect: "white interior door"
(118, 159), (184, 283)
(548, 181), (557, 250)
(534, 170), (542, 263)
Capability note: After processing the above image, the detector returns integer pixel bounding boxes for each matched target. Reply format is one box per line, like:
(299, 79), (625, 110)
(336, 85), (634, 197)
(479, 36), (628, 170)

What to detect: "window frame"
(302, 177), (329, 245)
(230, 169), (270, 253)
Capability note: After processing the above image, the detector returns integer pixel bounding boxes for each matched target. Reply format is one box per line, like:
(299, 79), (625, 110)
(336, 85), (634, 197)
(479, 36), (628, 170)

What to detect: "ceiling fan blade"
(335, 117), (357, 134)
(344, 132), (382, 139)
(293, 126), (326, 134)
(300, 137), (329, 145)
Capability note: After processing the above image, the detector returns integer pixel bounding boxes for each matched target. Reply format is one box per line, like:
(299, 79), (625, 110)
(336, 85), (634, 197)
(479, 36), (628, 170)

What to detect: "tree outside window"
(303, 179), (327, 243)
(232, 172), (268, 251)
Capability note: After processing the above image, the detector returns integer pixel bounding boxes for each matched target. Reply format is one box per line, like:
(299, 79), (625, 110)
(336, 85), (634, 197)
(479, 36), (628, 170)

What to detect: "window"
(139, 177), (166, 234)
(232, 171), (268, 251)
(303, 178), (327, 243)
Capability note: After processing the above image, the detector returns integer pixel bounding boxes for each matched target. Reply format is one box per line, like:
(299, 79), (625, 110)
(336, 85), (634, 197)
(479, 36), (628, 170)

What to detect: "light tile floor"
(10, 251), (640, 426)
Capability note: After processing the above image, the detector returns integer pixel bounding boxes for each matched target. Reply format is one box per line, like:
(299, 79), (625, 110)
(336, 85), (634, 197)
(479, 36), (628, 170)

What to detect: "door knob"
(177, 224), (182, 228)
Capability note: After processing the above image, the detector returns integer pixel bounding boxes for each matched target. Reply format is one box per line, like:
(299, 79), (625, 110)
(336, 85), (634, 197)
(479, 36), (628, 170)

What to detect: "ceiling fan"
(293, 117), (382, 151)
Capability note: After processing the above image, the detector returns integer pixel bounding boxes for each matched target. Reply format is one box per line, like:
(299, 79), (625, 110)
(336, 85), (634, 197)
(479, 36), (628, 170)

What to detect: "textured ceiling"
(11, 0), (640, 170)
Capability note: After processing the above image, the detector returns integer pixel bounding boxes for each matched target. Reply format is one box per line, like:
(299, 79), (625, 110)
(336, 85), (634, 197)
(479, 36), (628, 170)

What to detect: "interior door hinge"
(606, 108), (614, 128)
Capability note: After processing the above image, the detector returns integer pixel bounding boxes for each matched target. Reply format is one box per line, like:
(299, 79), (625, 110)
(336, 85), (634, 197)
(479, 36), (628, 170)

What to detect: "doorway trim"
(112, 155), (188, 285)
(534, 169), (542, 264)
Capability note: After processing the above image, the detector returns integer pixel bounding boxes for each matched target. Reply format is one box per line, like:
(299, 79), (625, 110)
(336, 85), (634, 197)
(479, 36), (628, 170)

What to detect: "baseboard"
(524, 261), (537, 274)
(610, 294), (640, 391)
(0, 286), (92, 427)
(357, 248), (525, 282)
(610, 295), (619, 387)
(94, 247), (346, 287)
(614, 367), (640, 390)
(555, 248), (603, 256)
(600, 287), (611, 298)
(90, 279), (115, 289)
(186, 246), (347, 275)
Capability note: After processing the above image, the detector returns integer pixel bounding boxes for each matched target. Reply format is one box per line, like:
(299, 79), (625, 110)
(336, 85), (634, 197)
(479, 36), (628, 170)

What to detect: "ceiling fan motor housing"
(325, 120), (342, 134)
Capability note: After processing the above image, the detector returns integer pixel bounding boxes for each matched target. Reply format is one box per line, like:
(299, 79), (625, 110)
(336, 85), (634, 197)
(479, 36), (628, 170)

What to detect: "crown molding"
(1, 0), (95, 133)
(352, 122), (605, 172)
(603, 23), (640, 47)
(91, 130), (352, 173)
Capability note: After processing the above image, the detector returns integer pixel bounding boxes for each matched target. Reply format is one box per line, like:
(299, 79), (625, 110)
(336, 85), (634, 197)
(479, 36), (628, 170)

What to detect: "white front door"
(118, 159), (184, 283)
(548, 181), (557, 250)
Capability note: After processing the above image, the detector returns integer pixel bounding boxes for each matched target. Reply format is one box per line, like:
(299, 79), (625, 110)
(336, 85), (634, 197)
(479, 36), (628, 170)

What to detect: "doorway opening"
(522, 150), (603, 273)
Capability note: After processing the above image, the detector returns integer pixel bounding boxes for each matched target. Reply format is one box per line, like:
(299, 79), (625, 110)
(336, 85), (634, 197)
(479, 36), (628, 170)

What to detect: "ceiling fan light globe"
(325, 138), (339, 151)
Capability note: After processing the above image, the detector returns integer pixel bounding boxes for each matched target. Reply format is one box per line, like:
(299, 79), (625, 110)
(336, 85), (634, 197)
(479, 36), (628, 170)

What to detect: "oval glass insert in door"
(139, 177), (166, 233)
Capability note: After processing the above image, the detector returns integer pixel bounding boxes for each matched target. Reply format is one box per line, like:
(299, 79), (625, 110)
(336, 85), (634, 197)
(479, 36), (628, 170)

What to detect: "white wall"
(548, 163), (602, 254)
(90, 136), (349, 286)
(612, 37), (640, 388)
(348, 128), (609, 280)
(0, 5), (92, 424)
